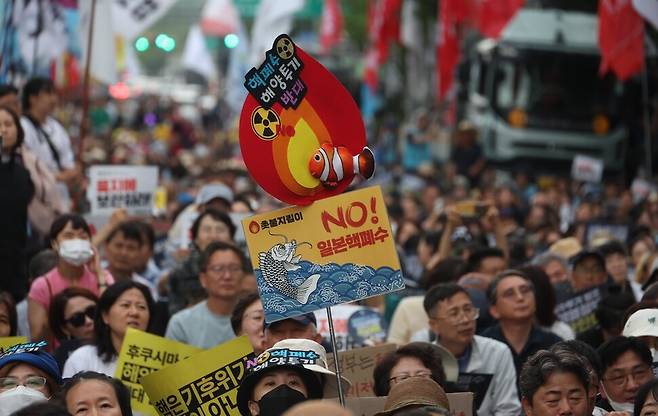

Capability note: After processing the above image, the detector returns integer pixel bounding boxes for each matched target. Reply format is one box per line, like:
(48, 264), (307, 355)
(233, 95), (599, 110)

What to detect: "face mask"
(257, 384), (307, 416)
(0, 386), (48, 416)
(59, 238), (93, 266)
(602, 385), (635, 414)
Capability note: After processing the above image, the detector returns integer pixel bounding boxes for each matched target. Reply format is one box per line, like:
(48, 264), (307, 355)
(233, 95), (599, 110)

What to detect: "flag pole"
(641, 60), (652, 176)
(79, 0), (97, 163)
(326, 306), (346, 406)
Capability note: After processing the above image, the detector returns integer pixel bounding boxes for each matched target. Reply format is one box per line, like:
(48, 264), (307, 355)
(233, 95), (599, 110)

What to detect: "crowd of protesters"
(0, 76), (658, 416)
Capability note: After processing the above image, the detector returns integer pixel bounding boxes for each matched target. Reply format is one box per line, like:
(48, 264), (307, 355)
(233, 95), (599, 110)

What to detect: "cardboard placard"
(571, 155), (604, 183)
(87, 165), (159, 216)
(0, 337), (29, 354)
(114, 328), (201, 414)
(328, 392), (473, 416)
(239, 34), (369, 205)
(325, 344), (396, 397)
(242, 186), (403, 323)
(141, 336), (253, 416)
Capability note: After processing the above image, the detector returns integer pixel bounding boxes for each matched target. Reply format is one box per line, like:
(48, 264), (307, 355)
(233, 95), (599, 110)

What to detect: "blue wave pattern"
(256, 261), (404, 322)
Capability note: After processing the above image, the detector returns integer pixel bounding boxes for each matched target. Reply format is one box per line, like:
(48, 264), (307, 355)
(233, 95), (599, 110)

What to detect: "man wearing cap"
(0, 342), (62, 415)
(482, 270), (562, 377)
(424, 283), (521, 416)
(236, 338), (349, 416)
(264, 313), (323, 349)
(569, 250), (609, 294)
(165, 242), (246, 348)
(623, 308), (658, 376)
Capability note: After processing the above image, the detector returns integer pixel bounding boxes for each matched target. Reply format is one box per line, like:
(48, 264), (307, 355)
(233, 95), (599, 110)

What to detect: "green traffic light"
(224, 33), (239, 49)
(155, 34), (176, 52)
(135, 37), (149, 52)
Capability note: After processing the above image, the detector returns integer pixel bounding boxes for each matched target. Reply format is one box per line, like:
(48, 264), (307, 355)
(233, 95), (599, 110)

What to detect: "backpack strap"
(24, 115), (63, 171)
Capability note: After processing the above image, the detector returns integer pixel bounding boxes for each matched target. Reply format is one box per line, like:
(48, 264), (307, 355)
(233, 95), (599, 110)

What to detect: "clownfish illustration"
(308, 143), (375, 188)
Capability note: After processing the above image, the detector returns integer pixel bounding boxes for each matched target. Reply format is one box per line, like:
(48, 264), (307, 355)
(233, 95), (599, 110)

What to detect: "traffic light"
(224, 33), (239, 49)
(155, 33), (176, 52)
(135, 37), (149, 52)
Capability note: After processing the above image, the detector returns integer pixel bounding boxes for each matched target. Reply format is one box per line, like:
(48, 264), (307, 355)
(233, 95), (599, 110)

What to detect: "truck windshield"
(492, 50), (620, 131)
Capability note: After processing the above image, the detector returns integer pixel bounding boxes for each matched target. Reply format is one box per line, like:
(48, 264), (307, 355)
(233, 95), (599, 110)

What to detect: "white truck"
(465, 9), (627, 171)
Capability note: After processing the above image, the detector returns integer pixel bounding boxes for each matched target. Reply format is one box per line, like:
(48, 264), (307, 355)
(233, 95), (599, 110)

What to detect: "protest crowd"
(1, 1), (658, 416)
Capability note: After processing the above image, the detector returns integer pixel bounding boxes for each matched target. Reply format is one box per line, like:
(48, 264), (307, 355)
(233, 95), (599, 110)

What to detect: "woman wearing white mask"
(28, 214), (113, 343)
(0, 343), (61, 416)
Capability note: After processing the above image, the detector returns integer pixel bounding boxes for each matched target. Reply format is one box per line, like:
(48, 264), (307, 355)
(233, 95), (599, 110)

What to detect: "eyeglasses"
(603, 366), (653, 387)
(0, 376), (47, 390)
(65, 305), (96, 328)
(206, 264), (243, 275)
(389, 370), (433, 384)
(499, 284), (533, 300)
(433, 306), (479, 323)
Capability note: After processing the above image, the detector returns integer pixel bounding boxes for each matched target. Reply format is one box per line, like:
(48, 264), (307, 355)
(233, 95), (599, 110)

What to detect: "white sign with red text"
(88, 165), (158, 216)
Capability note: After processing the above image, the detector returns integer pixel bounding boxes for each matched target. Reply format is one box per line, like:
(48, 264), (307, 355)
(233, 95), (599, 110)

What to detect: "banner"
(87, 165), (159, 216)
(242, 186), (403, 323)
(141, 336), (253, 416)
(325, 344), (396, 397)
(571, 155), (604, 183)
(114, 328), (200, 414)
(0, 337), (28, 354)
(314, 305), (387, 351)
(555, 286), (603, 334)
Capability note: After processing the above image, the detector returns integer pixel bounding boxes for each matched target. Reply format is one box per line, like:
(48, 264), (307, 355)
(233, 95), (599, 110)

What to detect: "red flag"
(598, 0), (645, 80)
(363, 0), (402, 89)
(437, 0), (461, 99)
(476, 0), (525, 39)
(320, 0), (344, 53)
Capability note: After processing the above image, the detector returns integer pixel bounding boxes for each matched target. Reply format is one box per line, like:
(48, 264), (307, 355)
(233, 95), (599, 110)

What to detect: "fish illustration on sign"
(258, 234), (320, 304)
(308, 143), (375, 189)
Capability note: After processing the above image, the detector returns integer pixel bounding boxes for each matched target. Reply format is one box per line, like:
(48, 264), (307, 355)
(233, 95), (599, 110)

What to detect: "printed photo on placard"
(239, 34), (374, 205)
(242, 186), (403, 323)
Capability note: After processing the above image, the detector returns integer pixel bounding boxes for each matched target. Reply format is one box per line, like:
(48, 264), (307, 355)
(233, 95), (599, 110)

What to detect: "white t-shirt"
(63, 345), (117, 378)
(20, 116), (75, 173)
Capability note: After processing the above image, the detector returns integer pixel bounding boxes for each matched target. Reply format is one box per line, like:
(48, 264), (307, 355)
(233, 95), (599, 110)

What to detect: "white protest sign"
(88, 165), (158, 216)
(571, 155), (604, 183)
(633, 0), (658, 30)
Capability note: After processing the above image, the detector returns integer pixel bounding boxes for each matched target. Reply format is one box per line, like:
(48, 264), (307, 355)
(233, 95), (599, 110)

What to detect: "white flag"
(248, 0), (305, 66)
(12, 0), (68, 70)
(633, 0), (658, 30)
(182, 25), (217, 81)
(200, 0), (239, 36)
(112, 0), (177, 40)
(79, 0), (118, 85)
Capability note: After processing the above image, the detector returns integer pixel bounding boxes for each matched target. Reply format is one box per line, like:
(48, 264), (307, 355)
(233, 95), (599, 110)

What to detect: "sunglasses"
(65, 305), (96, 327)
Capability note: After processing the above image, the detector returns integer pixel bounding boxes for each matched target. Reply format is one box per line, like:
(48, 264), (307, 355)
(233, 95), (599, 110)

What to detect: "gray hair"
(519, 350), (590, 401)
(486, 269), (534, 305)
(532, 252), (568, 269)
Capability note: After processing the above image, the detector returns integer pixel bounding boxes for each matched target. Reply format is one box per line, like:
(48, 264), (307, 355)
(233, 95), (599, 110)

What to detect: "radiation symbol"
(251, 107), (280, 140)
(276, 36), (295, 60)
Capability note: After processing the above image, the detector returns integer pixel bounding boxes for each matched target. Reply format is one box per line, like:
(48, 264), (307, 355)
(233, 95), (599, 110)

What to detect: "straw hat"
(549, 237), (582, 260)
(374, 378), (450, 416)
(236, 339), (351, 416)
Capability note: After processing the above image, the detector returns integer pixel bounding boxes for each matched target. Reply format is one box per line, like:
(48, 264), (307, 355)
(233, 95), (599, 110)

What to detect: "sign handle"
(326, 306), (346, 406)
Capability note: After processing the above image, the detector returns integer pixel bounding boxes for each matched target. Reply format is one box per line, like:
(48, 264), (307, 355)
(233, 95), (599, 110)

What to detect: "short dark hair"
(641, 283), (658, 302)
(551, 340), (603, 379)
(595, 290), (636, 332)
(597, 336), (652, 375)
(11, 401), (71, 416)
(598, 240), (627, 258)
(373, 342), (447, 396)
(420, 257), (465, 290)
(199, 241), (248, 273)
(466, 247), (505, 273)
(423, 283), (469, 314)
(95, 280), (154, 362)
(191, 208), (236, 242)
(0, 106), (24, 150)
(22, 77), (55, 111)
(231, 292), (261, 335)
(0, 84), (18, 98)
(486, 269), (533, 305)
(132, 220), (156, 250)
(519, 350), (590, 401)
(49, 287), (98, 341)
(106, 221), (144, 246)
(49, 214), (91, 246)
(634, 379), (658, 416)
(59, 371), (133, 416)
(0, 292), (17, 336)
(519, 266), (557, 327)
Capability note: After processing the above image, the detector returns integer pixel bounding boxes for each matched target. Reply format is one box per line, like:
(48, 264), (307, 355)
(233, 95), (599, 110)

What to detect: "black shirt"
(482, 324), (563, 376)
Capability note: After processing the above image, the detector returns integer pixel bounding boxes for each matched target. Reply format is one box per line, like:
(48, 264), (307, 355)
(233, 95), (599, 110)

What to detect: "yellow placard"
(242, 185), (403, 323)
(141, 336), (253, 416)
(114, 328), (201, 415)
(0, 337), (28, 354)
